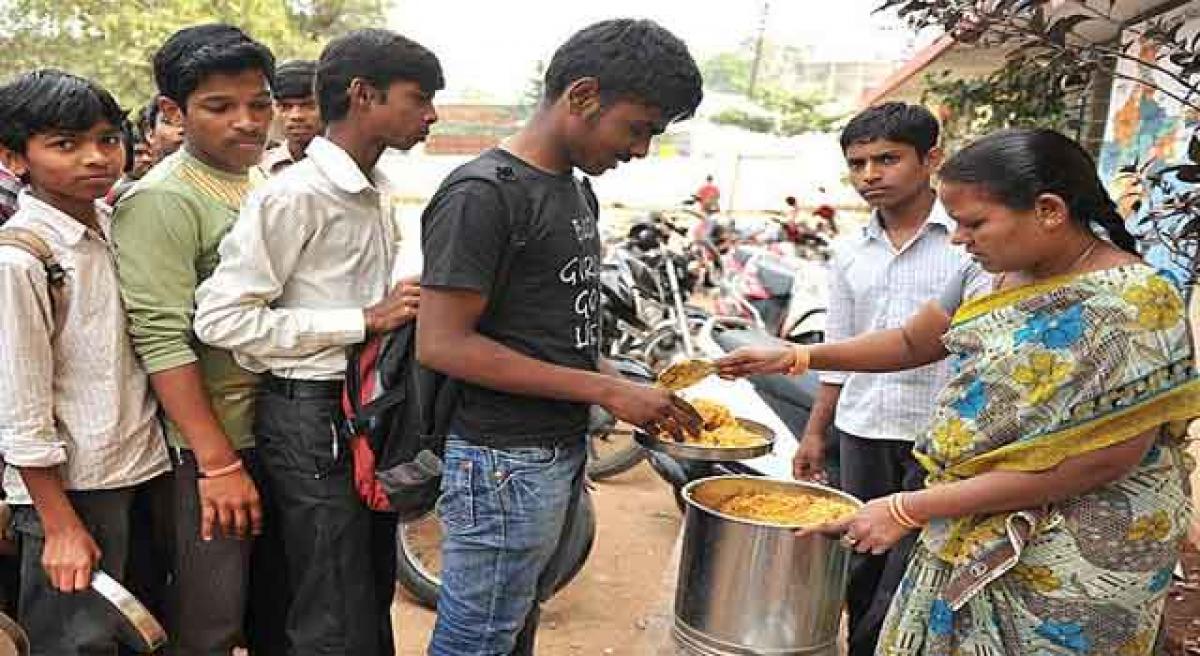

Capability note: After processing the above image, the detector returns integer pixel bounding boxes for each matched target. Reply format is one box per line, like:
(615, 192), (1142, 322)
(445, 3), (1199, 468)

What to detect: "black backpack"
(340, 156), (597, 520)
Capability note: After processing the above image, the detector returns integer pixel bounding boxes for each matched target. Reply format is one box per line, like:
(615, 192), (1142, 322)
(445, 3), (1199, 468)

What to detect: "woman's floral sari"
(877, 264), (1199, 656)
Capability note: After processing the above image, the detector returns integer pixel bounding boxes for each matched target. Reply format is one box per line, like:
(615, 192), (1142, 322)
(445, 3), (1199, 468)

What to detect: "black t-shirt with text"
(421, 149), (602, 447)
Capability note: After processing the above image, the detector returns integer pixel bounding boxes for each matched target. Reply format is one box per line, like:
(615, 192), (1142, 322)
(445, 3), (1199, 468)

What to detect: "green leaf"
(0, 0), (384, 107)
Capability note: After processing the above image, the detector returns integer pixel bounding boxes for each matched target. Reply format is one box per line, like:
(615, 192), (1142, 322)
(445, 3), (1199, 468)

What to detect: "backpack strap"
(441, 163), (532, 315)
(342, 162), (534, 434)
(0, 227), (67, 338)
(417, 161), (538, 439)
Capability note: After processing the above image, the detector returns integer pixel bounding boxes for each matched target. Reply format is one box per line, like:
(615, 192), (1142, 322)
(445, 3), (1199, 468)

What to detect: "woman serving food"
(717, 129), (1199, 655)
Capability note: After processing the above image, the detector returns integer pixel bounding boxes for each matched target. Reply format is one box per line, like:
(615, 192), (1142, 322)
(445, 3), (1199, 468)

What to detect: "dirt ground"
(391, 461), (684, 655)
(1165, 540), (1200, 656)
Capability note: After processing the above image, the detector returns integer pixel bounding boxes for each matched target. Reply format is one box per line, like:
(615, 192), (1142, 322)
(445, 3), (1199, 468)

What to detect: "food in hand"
(657, 358), (717, 391)
(681, 399), (767, 448)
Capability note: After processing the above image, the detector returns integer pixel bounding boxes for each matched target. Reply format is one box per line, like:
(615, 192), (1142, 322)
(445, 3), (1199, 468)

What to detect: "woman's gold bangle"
(889, 493), (923, 530)
(787, 345), (810, 376)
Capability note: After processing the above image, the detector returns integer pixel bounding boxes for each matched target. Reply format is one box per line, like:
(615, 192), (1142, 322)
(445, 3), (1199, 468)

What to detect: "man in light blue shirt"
(794, 103), (988, 656)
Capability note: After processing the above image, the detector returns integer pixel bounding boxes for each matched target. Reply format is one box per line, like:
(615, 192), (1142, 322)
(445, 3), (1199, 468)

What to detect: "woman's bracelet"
(199, 459), (244, 480)
(787, 345), (810, 375)
(888, 492), (924, 530)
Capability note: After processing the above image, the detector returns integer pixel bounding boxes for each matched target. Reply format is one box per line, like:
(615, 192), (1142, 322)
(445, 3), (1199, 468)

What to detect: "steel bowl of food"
(674, 475), (862, 655)
(634, 398), (775, 462)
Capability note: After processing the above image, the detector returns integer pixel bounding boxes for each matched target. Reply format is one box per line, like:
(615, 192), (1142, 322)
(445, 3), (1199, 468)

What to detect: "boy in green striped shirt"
(112, 23), (285, 656)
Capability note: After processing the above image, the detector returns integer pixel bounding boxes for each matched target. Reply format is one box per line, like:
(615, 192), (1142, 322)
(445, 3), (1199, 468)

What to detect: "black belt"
(263, 375), (343, 400)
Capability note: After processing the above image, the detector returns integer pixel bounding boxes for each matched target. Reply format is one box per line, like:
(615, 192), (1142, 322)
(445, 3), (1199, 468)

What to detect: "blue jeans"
(428, 436), (586, 656)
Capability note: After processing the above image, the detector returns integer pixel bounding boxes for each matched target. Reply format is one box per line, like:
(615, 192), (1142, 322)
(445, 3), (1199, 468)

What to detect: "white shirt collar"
(15, 190), (111, 245)
(305, 136), (391, 195)
(863, 196), (954, 242)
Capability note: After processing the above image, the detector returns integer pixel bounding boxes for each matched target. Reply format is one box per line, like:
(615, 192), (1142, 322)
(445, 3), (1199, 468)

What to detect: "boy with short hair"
(112, 24), (285, 655)
(137, 96), (184, 164)
(0, 68), (171, 655)
(417, 18), (704, 654)
(794, 102), (988, 656)
(260, 59), (322, 175)
(195, 29), (443, 655)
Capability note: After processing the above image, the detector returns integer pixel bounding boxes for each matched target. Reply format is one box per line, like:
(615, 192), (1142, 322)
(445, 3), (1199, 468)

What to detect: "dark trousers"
(837, 429), (925, 656)
(13, 478), (167, 656)
(159, 448), (288, 656)
(256, 377), (398, 656)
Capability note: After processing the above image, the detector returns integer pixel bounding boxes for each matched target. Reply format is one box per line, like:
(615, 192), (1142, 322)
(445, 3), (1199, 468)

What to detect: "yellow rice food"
(714, 492), (856, 527)
(685, 399), (766, 448)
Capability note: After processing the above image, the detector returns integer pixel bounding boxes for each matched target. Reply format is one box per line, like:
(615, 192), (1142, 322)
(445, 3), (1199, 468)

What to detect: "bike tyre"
(396, 512), (442, 609)
(396, 490), (597, 610)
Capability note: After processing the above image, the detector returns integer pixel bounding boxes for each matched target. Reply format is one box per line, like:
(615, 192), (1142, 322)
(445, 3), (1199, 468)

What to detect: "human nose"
(630, 136), (651, 159)
(861, 161), (882, 183)
(80, 140), (110, 167)
(234, 105), (266, 132)
(950, 224), (969, 246)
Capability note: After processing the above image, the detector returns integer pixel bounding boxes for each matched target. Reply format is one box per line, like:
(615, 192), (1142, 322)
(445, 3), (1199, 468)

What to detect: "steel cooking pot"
(674, 476), (862, 655)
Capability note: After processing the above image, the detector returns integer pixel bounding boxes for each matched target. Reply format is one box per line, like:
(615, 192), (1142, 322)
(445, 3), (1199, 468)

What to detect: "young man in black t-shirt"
(418, 19), (704, 655)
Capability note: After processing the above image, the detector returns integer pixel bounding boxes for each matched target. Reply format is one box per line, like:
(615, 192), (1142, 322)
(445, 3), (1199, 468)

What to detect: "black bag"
(340, 157), (597, 520)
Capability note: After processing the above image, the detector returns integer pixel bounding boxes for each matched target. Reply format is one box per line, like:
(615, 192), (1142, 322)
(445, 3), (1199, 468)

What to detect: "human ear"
(923, 145), (944, 172)
(0, 146), (27, 179)
(1033, 194), (1070, 229)
(565, 77), (602, 117)
(158, 96), (184, 128)
(347, 78), (382, 110)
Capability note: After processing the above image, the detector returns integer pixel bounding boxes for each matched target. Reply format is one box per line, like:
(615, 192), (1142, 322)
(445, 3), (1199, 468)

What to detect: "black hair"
(274, 60), (317, 100)
(136, 98), (161, 137)
(119, 116), (137, 173)
(316, 29), (444, 123)
(0, 69), (126, 155)
(940, 128), (1138, 255)
(153, 24), (275, 110)
(544, 19), (703, 123)
(785, 196), (797, 206)
(840, 102), (940, 158)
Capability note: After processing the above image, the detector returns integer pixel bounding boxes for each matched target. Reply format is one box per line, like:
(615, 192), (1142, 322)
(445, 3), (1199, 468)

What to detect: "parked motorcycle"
(712, 245), (799, 336)
(596, 209), (723, 377)
(779, 258), (829, 343)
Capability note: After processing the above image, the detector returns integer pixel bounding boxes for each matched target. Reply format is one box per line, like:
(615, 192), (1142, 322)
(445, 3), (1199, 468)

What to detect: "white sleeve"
(0, 256), (67, 468)
(193, 191), (365, 357)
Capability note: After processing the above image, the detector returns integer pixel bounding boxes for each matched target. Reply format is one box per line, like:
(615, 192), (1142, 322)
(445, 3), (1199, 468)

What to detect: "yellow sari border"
(951, 264), (1150, 327)
(936, 379), (1200, 480)
(952, 273), (1083, 326)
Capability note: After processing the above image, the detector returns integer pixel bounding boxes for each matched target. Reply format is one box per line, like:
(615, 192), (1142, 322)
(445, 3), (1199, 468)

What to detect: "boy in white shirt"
(0, 69), (170, 655)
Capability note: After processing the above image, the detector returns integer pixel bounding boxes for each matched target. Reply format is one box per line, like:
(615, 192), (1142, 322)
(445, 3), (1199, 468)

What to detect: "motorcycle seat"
(755, 262), (794, 297)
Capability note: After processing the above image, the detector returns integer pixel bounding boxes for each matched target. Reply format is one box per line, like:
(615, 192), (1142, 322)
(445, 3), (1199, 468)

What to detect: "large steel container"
(674, 476), (862, 655)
